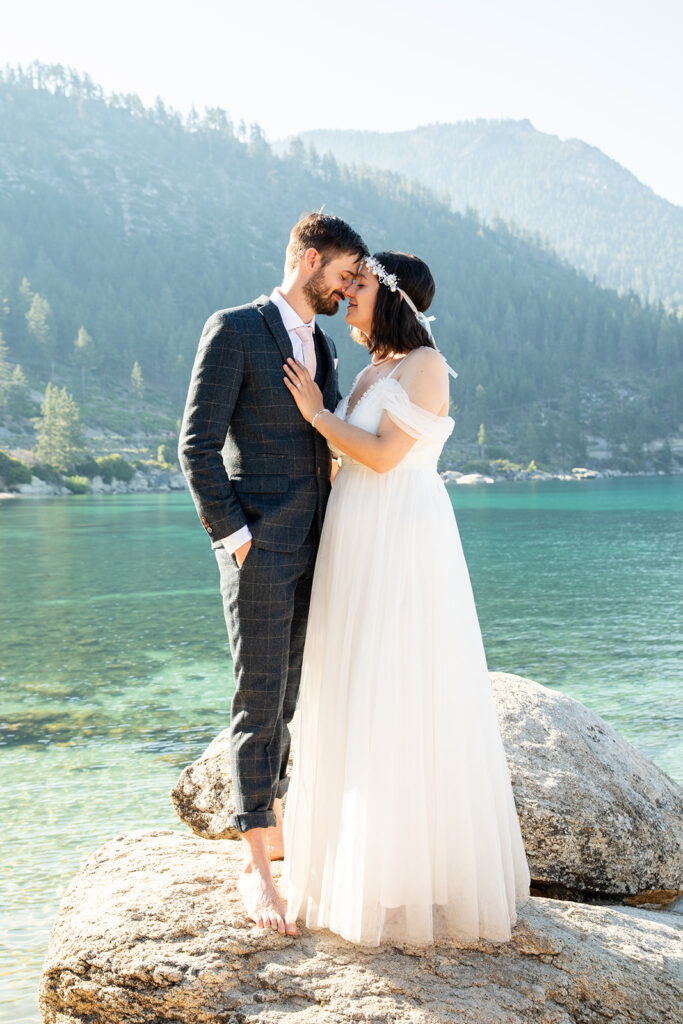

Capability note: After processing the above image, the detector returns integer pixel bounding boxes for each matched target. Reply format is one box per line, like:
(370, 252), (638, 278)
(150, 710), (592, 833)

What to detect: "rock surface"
(171, 673), (683, 901)
(39, 830), (683, 1024)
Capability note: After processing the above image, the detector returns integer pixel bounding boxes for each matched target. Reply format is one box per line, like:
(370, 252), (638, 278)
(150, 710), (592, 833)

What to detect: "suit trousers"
(214, 522), (318, 832)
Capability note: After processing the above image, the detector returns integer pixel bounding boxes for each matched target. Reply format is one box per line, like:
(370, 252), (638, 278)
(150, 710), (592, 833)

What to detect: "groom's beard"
(303, 266), (345, 316)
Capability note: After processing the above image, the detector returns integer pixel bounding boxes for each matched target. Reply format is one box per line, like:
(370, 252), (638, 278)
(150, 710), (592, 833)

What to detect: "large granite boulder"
(489, 673), (683, 901)
(39, 830), (682, 1024)
(171, 673), (683, 902)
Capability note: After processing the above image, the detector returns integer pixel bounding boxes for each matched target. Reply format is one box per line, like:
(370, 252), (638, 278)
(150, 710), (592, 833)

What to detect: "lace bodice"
(334, 375), (454, 470)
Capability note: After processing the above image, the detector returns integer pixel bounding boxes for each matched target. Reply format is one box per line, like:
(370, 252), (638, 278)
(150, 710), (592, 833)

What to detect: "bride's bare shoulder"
(396, 348), (448, 408)
(397, 346), (447, 379)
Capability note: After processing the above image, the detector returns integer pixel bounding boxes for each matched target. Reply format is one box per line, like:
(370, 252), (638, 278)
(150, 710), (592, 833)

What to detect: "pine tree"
(131, 360), (144, 400)
(26, 293), (54, 375)
(73, 326), (96, 399)
(7, 365), (31, 417)
(18, 277), (33, 311)
(131, 360), (145, 434)
(0, 331), (10, 409)
(36, 383), (86, 471)
(477, 423), (487, 457)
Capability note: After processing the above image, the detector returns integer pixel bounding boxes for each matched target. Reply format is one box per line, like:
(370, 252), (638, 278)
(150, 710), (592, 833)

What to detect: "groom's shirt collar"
(270, 288), (316, 335)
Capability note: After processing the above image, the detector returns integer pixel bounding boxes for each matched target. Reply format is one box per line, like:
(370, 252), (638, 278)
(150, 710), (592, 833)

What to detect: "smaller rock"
(170, 717), (297, 841)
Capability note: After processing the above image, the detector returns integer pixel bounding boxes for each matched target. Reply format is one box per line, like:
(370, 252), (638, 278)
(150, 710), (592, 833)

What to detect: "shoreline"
(440, 467), (683, 486)
(2, 466), (681, 501)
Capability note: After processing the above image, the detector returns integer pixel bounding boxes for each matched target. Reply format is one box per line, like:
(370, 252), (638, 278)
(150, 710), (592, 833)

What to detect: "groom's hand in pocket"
(235, 538), (252, 568)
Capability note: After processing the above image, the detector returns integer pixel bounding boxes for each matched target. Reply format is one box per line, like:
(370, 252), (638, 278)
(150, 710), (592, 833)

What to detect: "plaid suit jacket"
(179, 295), (339, 552)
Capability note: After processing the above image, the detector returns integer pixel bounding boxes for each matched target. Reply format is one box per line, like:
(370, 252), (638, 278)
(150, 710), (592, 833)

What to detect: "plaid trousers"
(215, 522), (318, 832)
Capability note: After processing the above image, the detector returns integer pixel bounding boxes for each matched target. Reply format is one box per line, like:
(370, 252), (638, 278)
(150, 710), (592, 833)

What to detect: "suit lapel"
(314, 325), (336, 399)
(258, 298), (294, 363)
(257, 297), (337, 404)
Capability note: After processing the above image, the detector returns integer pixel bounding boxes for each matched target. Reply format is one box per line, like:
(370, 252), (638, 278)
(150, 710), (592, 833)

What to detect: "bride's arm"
(283, 350), (448, 474)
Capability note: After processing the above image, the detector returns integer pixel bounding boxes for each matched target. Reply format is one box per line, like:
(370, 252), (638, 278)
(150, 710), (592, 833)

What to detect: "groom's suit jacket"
(179, 295), (339, 553)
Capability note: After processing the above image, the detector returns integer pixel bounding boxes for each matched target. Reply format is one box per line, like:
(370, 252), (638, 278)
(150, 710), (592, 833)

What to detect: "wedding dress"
(283, 362), (530, 946)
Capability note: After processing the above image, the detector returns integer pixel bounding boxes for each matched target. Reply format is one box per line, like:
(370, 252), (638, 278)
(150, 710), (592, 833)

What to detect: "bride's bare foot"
(284, 892), (299, 937)
(266, 798), (285, 861)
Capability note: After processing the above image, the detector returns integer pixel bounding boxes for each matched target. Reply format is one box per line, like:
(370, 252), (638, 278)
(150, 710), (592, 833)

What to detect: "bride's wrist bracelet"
(311, 408), (326, 429)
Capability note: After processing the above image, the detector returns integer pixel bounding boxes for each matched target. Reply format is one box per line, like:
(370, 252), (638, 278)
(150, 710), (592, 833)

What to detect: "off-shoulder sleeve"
(382, 379), (455, 443)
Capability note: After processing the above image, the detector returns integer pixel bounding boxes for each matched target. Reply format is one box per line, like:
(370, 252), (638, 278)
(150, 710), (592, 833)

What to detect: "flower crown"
(363, 255), (399, 292)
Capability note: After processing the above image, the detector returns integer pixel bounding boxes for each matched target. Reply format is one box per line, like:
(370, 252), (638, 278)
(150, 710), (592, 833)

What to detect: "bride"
(281, 251), (530, 946)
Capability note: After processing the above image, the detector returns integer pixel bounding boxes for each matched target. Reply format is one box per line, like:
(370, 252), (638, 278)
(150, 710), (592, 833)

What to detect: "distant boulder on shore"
(455, 472), (496, 485)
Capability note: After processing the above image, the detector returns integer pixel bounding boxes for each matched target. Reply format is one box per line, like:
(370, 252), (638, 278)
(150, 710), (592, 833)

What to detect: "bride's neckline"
(344, 358), (405, 419)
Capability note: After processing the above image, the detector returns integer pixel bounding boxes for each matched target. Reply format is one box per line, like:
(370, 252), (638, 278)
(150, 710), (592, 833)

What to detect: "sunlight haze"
(3, 0), (683, 205)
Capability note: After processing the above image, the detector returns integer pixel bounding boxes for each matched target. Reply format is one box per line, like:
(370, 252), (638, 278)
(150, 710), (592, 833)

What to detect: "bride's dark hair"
(352, 251), (436, 359)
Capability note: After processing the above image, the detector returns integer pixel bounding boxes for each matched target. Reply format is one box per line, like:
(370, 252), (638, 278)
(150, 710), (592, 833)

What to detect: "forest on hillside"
(0, 65), (681, 473)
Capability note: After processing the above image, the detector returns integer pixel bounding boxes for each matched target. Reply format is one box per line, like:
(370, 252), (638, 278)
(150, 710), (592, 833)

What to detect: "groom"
(179, 212), (368, 935)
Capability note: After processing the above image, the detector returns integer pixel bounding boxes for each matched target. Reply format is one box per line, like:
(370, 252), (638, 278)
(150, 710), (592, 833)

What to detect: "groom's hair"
(285, 212), (368, 271)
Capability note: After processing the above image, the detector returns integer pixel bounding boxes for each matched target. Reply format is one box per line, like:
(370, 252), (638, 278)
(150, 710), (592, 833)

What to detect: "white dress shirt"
(221, 290), (316, 555)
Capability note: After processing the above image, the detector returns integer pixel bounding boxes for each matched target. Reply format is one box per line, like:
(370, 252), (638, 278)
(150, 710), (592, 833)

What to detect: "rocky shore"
(440, 466), (681, 485)
(39, 673), (683, 1024)
(3, 464), (678, 500)
(0, 466), (187, 498)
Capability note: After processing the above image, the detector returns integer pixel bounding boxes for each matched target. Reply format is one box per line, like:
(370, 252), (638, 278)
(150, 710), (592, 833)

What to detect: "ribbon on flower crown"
(362, 256), (458, 380)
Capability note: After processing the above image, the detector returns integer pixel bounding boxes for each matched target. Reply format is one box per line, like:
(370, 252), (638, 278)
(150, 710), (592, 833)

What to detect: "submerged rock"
(39, 830), (682, 1024)
(172, 673), (683, 902)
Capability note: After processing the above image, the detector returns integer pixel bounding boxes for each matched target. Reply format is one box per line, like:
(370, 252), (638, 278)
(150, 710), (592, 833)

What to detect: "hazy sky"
(4, 0), (683, 206)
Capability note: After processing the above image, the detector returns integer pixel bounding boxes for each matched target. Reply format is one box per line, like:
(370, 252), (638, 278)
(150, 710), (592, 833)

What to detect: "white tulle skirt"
(283, 454), (530, 947)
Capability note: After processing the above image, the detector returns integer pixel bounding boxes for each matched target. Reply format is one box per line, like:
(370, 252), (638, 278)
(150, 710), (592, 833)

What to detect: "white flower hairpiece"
(362, 255), (399, 292)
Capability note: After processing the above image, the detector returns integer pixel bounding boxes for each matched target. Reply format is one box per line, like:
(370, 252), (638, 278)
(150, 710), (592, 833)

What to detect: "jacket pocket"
(231, 475), (289, 494)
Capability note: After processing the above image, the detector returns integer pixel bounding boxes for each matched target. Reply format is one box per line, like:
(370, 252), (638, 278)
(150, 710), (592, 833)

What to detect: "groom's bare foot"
(238, 826), (296, 936)
(266, 798), (285, 861)
(238, 865), (288, 934)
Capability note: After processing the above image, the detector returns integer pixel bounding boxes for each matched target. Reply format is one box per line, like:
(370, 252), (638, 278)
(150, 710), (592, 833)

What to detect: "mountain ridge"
(290, 119), (683, 309)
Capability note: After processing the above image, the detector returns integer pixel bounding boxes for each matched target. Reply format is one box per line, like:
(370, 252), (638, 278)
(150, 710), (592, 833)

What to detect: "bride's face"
(345, 267), (379, 338)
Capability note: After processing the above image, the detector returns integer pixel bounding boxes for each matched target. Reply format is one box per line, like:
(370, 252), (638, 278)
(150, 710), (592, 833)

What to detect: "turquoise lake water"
(1, 477), (681, 1022)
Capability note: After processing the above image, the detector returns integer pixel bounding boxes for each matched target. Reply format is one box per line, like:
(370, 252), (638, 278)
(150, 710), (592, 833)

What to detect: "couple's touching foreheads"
(179, 212), (530, 946)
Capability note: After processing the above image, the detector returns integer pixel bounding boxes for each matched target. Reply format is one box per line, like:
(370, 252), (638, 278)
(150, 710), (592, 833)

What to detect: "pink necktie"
(294, 324), (317, 380)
